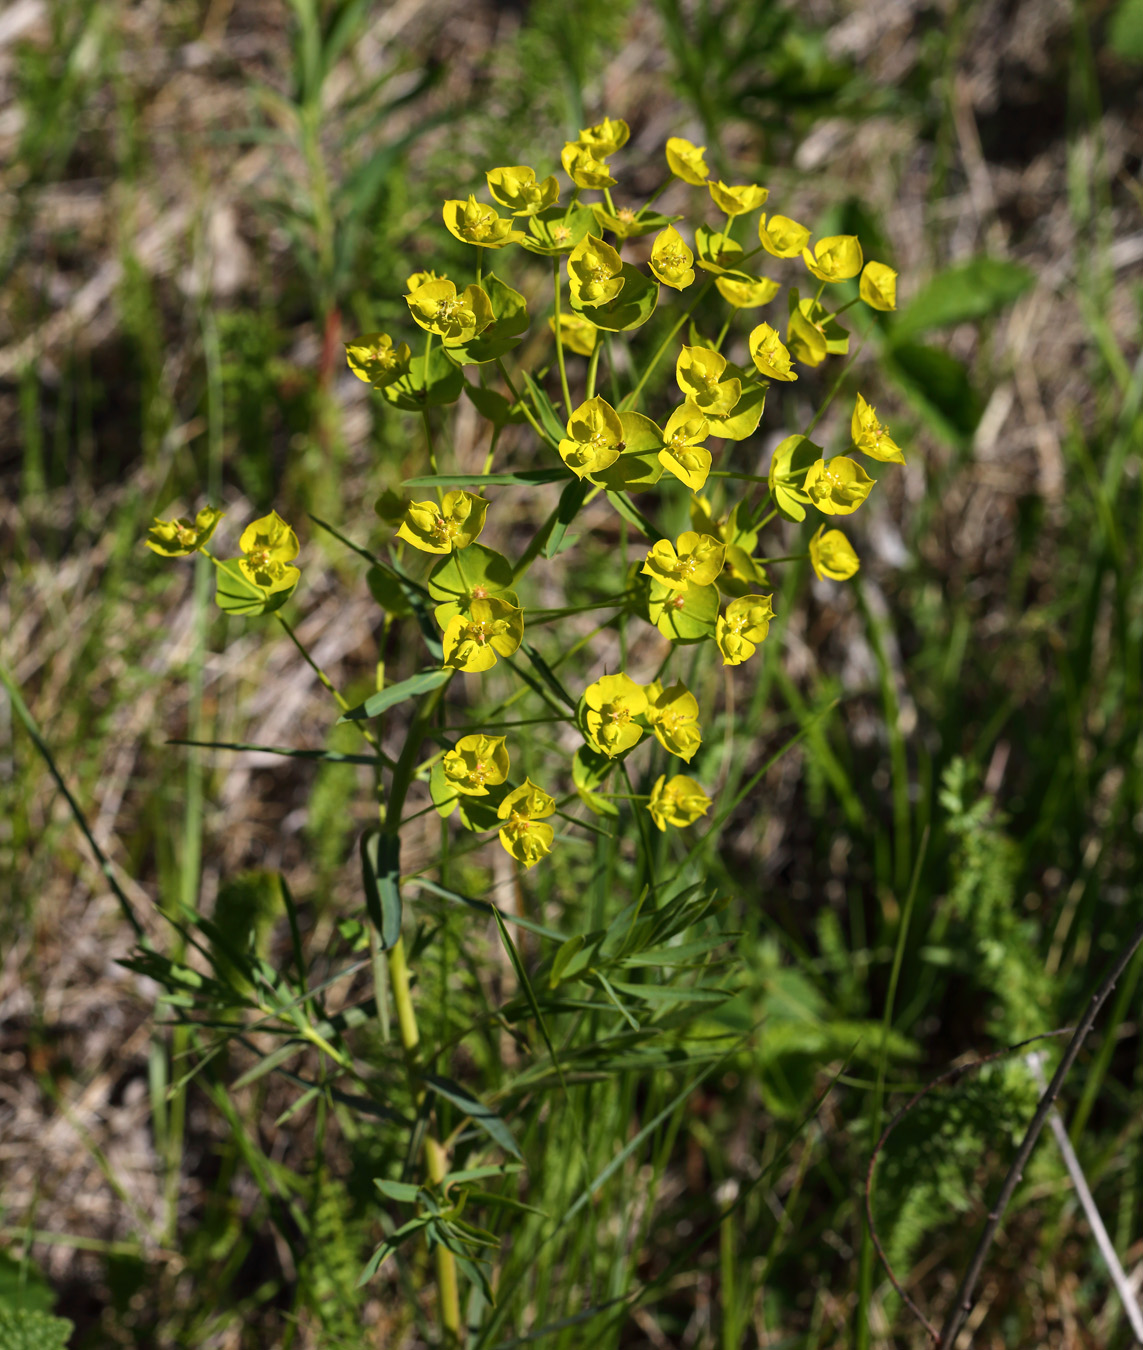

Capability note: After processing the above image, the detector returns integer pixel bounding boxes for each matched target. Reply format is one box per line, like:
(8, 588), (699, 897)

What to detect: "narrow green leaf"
(340, 668), (452, 722)
(520, 370), (566, 444)
(231, 1039), (305, 1090)
(361, 831), (402, 949)
(374, 1178), (423, 1203)
(402, 469), (571, 488)
(605, 490), (663, 541)
(543, 476), (588, 558)
(423, 1075), (523, 1159)
(519, 642), (577, 709)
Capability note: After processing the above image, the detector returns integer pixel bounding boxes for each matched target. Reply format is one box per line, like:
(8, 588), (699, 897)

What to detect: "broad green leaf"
(430, 760), (458, 819)
(213, 558), (297, 616)
(704, 378), (766, 441)
(465, 383), (528, 428)
(609, 980), (732, 1005)
(884, 341), (982, 447)
(0, 1310), (75, 1350)
(768, 434), (821, 523)
(0, 1253), (54, 1314)
(572, 263), (659, 332)
(357, 1215), (432, 1285)
(340, 668), (452, 722)
(382, 345), (464, 411)
(588, 411), (665, 489)
(366, 565), (413, 616)
(446, 273), (529, 364)
(521, 204), (596, 255)
(572, 744), (618, 816)
(423, 1075), (523, 1159)
(361, 831), (402, 949)
(428, 544), (515, 627)
(892, 256), (1035, 341)
(648, 580), (720, 643)
(1111, 0), (1143, 57)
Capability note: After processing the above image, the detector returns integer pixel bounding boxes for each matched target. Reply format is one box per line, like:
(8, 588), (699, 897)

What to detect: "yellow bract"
(146, 505), (224, 558)
(748, 323), (798, 382)
(238, 511), (301, 592)
(345, 332), (411, 389)
(397, 490), (488, 554)
(583, 673), (647, 758)
(497, 779), (555, 868)
(442, 597), (524, 673)
(561, 142), (616, 191)
(758, 213), (812, 259)
(443, 734), (510, 797)
(665, 137), (709, 185)
(567, 235), (624, 306)
(486, 165), (560, 217)
(578, 117), (630, 157)
(647, 774), (711, 831)
(442, 195), (523, 248)
(859, 260), (897, 311)
(550, 312), (598, 356)
(645, 680), (702, 762)
(802, 234), (863, 283)
(405, 279), (494, 346)
(804, 457), (875, 516)
(809, 526), (860, 581)
(715, 272), (781, 308)
(676, 346), (741, 417)
(642, 531), (726, 590)
(559, 395), (625, 479)
(851, 394), (904, 464)
(658, 404), (712, 492)
(707, 181), (769, 217)
(715, 593), (774, 666)
(649, 225), (695, 290)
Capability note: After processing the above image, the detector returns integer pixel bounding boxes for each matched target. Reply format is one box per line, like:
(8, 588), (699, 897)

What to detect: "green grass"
(3, 0), (1143, 1346)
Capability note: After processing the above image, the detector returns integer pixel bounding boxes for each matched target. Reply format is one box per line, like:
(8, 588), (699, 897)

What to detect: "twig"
(938, 918), (1143, 1346)
(865, 1029), (1073, 1343)
(1026, 1051), (1143, 1345)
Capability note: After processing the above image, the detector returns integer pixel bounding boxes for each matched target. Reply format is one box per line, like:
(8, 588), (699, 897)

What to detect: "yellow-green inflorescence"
(151, 118), (908, 875)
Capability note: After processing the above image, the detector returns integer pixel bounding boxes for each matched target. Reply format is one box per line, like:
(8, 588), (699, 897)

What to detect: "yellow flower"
(758, 213), (811, 258)
(442, 597), (524, 673)
(809, 526), (860, 581)
(567, 234), (624, 307)
(645, 680), (702, 762)
(647, 774), (711, 831)
(802, 234), (863, 283)
(665, 136), (710, 185)
(559, 395), (625, 478)
(550, 312), (598, 356)
(649, 225), (695, 290)
(443, 195), (523, 248)
(397, 490), (488, 554)
(406, 269), (444, 292)
(238, 511), (301, 592)
(405, 279), (494, 346)
(497, 779), (555, 868)
(715, 272), (780, 308)
(676, 346), (741, 417)
(851, 394), (904, 463)
(582, 673), (647, 757)
(715, 594), (774, 666)
(748, 322), (798, 382)
(443, 734), (510, 796)
(486, 165), (560, 216)
(804, 457), (874, 516)
(859, 260), (897, 311)
(658, 404), (712, 492)
(561, 142), (616, 191)
(694, 227), (744, 275)
(707, 181), (769, 217)
(767, 433), (821, 523)
(578, 117), (630, 157)
(344, 332), (411, 389)
(642, 531), (726, 590)
(146, 505), (224, 558)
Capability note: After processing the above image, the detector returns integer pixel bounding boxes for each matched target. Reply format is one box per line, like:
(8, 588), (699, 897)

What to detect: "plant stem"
(586, 341), (602, 400)
(495, 357), (553, 446)
(552, 257), (572, 413)
(623, 279), (713, 411)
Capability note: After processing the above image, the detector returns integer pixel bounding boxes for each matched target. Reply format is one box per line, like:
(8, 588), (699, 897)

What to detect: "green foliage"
(0, 1309), (74, 1350)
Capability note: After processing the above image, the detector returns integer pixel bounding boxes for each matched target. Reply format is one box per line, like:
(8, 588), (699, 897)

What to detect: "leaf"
(572, 263), (659, 332)
(605, 490), (664, 540)
(361, 831), (402, 949)
(588, 411), (665, 490)
(423, 1075), (523, 1159)
(519, 642), (577, 709)
(648, 580), (720, 643)
(609, 980), (733, 1005)
(891, 256), (1035, 341)
(231, 1040), (305, 1090)
(520, 370), (566, 444)
(0, 1252), (54, 1314)
(704, 379), (766, 441)
(465, 383), (527, 428)
(213, 558), (297, 617)
(403, 469), (570, 487)
(1110, 0), (1143, 58)
(339, 668), (452, 722)
(446, 273), (530, 364)
(521, 203), (596, 256)
(357, 1215), (432, 1285)
(883, 341), (983, 447)
(544, 477), (588, 558)
(0, 1310), (75, 1350)
(382, 345), (464, 411)
(550, 934), (587, 988)
(374, 1178), (423, 1203)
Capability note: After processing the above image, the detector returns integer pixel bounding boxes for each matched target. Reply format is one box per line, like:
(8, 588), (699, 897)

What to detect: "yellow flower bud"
(486, 165), (560, 217)
(649, 225), (695, 290)
(858, 260), (897, 311)
(809, 526), (860, 581)
(567, 235), (625, 306)
(578, 117), (630, 157)
(441, 597), (524, 673)
(758, 213), (811, 259)
(803, 457), (874, 516)
(748, 323), (798, 382)
(344, 332), (411, 389)
(715, 272), (781, 308)
(647, 774), (711, 831)
(707, 181), (769, 217)
(559, 395), (625, 479)
(561, 142), (616, 191)
(851, 394), (904, 464)
(675, 346), (742, 417)
(442, 195), (523, 248)
(443, 734), (510, 796)
(582, 673), (647, 758)
(145, 505), (224, 558)
(405, 279), (494, 346)
(237, 510), (301, 593)
(665, 137), (710, 185)
(397, 490), (488, 555)
(802, 234), (863, 283)
(715, 594), (774, 666)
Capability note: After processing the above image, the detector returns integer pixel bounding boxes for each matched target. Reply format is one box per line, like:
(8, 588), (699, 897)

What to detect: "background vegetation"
(2, 0), (1143, 1345)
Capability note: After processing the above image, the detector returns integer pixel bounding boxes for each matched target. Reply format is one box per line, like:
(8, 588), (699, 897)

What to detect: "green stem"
(495, 357), (553, 446)
(713, 316), (732, 352)
(552, 257), (572, 414)
(585, 341), (602, 400)
(623, 279), (714, 411)
(636, 179), (670, 217)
